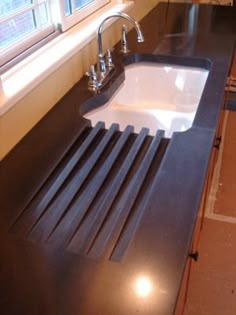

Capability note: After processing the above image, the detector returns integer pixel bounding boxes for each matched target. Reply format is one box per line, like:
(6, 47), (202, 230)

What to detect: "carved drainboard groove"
(10, 122), (169, 262)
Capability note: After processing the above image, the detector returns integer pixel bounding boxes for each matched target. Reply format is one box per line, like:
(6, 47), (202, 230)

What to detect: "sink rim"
(80, 53), (213, 136)
(82, 54), (211, 138)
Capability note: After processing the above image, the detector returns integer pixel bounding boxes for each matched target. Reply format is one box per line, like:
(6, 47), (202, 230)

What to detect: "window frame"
(0, 0), (112, 67)
(58, 0), (111, 31)
(0, 0), (55, 67)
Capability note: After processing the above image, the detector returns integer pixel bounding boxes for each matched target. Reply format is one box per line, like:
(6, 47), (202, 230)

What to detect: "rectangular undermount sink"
(85, 61), (209, 137)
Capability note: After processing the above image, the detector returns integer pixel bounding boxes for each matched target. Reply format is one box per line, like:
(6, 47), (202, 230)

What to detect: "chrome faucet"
(97, 12), (144, 73)
(87, 12), (144, 91)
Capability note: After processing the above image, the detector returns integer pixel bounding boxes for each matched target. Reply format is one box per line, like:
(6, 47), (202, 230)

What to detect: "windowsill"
(0, 1), (134, 117)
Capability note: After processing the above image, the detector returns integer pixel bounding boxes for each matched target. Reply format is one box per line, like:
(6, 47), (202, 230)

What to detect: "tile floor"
(185, 111), (236, 314)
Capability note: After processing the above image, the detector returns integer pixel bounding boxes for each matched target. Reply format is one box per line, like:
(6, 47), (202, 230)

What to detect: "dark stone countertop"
(0, 3), (236, 315)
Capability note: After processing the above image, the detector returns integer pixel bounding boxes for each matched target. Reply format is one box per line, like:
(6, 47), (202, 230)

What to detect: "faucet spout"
(86, 12), (144, 91)
(97, 12), (144, 73)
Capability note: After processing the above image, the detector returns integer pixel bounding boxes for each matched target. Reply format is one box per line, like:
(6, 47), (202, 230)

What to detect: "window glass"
(65, 0), (72, 16)
(0, 1), (51, 51)
(75, 0), (94, 11)
(65, 0), (98, 16)
(0, 0), (32, 17)
(60, 0), (110, 31)
(0, 10), (36, 49)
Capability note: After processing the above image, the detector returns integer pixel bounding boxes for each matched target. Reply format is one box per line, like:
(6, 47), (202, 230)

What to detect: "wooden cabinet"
(230, 48), (236, 76)
(175, 257), (192, 315)
(175, 108), (226, 315)
(175, 48), (235, 314)
(174, 171), (209, 315)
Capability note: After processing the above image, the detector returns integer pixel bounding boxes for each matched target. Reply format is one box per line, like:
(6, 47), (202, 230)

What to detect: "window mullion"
(0, 1), (49, 23)
(0, 5), (36, 23)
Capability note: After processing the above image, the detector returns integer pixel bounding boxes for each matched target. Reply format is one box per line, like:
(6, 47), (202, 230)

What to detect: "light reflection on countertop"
(130, 272), (168, 308)
(135, 275), (153, 297)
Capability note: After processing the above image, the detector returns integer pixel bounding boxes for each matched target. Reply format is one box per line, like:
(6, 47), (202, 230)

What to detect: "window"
(0, 0), (54, 66)
(0, 0), (110, 67)
(60, 0), (110, 31)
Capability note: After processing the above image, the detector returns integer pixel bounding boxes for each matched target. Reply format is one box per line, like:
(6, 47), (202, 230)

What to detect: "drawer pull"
(214, 136), (221, 149)
(189, 251), (199, 262)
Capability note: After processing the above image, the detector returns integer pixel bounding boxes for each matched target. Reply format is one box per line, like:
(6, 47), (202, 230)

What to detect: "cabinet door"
(174, 149), (215, 315)
(175, 81), (230, 314)
(174, 257), (192, 315)
(230, 48), (236, 75)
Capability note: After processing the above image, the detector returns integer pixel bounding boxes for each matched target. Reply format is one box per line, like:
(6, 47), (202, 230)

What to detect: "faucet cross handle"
(86, 65), (99, 90)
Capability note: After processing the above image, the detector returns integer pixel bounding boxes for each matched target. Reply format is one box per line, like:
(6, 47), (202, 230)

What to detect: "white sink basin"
(85, 62), (209, 137)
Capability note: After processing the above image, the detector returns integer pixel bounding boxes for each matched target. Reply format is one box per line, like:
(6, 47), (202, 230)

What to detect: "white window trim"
(0, 1), (134, 117)
(55, 0), (111, 31)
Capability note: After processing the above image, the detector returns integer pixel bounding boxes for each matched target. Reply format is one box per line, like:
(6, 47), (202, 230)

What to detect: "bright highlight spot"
(135, 276), (153, 297)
